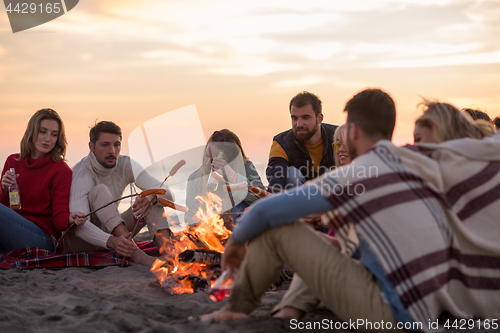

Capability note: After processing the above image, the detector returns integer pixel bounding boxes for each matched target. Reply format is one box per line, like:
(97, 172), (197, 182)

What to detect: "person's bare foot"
(197, 306), (249, 322)
(154, 229), (176, 256)
(130, 248), (156, 267)
(273, 306), (304, 320)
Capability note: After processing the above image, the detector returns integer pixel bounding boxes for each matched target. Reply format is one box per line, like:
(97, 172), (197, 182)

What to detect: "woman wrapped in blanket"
(0, 109), (87, 254)
(184, 129), (264, 226)
(413, 99), (495, 144)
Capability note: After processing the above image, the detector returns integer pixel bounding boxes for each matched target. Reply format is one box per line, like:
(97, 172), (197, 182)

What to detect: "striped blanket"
(318, 139), (500, 327)
(0, 241), (159, 269)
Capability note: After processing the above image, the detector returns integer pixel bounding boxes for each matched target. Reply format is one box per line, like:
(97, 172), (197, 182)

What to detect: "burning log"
(178, 274), (212, 292)
(157, 274), (212, 293)
(150, 192), (233, 294)
(179, 249), (221, 267)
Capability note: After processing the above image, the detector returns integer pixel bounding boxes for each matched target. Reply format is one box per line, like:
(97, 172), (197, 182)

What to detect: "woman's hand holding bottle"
(1, 169), (17, 194)
(211, 157), (237, 183)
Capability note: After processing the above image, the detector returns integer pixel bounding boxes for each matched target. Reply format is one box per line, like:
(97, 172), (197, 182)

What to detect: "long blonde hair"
(415, 99), (494, 143)
(333, 124), (347, 167)
(17, 108), (67, 162)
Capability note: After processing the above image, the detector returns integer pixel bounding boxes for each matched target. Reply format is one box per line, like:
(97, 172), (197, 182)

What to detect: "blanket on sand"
(0, 241), (159, 269)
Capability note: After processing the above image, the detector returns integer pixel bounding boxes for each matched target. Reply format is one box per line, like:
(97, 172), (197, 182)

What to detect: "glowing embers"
(150, 193), (232, 294)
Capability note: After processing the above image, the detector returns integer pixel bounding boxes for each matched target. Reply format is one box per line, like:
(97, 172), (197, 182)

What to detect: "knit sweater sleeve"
(69, 163), (94, 216)
(129, 157), (175, 201)
(0, 157), (10, 202)
(50, 162), (72, 231)
(69, 157), (110, 248)
(74, 220), (111, 248)
(243, 160), (264, 204)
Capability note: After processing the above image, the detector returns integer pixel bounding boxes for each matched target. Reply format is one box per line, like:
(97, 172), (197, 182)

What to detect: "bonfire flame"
(150, 193), (232, 294)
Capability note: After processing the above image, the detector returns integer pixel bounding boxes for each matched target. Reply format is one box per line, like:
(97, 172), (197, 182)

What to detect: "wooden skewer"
(159, 159), (186, 188)
(249, 186), (272, 198)
(55, 188), (170, 253)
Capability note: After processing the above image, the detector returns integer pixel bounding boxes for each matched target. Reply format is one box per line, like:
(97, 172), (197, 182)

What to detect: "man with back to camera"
(63, 121), (175, 266)
(200, 88), (500, 330)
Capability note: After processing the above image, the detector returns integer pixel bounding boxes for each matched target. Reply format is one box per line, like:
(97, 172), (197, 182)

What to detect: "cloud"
(378, 51), (500, 68)
(275, 76), (325, 88)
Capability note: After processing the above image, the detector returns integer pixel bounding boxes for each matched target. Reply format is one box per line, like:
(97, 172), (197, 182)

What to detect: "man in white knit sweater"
(65, 121), (174, 266)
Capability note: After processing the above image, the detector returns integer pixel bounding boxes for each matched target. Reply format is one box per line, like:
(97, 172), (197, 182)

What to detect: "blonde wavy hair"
(17, 108), (67, 162)
(415, 99), (495, 143)
(333, 124), (347, 167)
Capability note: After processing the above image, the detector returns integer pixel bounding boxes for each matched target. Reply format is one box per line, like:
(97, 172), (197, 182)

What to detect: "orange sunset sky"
(1, 0), (499, 181)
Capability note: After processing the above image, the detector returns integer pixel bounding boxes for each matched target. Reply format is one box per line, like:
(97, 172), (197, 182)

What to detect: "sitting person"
(494, 116), (500, 131)
(266, 91), (337, 192)
(414, 100), (495, 144)
(185, 129), (263, 225)
(409, 101), (500, 272)
(273, 124), (351, 319)
(64, 121), (174, 266)
(332, 124), (351, 168)
(200, 89), (500, 328)
(0, 109), (87, 253)
(462, 107), (492, 121)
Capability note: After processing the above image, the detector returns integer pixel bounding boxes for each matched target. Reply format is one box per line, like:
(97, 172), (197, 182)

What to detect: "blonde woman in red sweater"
(0, 109), (87, 253)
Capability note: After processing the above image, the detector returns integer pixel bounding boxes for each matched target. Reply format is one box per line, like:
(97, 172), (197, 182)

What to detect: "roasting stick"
(206, 144), (236, 207)
(125, 161), (186, 264)
(130, 160), (187, 238)
(159, 159), (186, 188)
(59, 160), (188, 254)
(54, 189), (166, 253)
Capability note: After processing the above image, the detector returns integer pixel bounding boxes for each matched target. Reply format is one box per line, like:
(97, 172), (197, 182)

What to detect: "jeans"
(285, 166), (306, 188)
(230, 201), (250, 224)
(0, 204), (54, 253)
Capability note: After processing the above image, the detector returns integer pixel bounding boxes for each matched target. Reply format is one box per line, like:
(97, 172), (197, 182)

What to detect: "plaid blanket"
(406, 133), (500, 258)
(319, 139), (500, 328)
(0, 241), (159, 269)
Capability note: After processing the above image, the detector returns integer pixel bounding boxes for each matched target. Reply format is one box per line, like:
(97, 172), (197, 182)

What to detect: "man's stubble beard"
(346, 124), (358, 160)
(294, 121), (319, 143)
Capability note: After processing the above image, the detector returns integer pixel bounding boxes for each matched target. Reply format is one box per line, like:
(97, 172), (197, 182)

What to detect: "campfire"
(150, 192), (232, 294)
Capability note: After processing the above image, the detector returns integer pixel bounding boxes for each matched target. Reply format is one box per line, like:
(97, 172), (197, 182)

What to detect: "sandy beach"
(0, 229), (344, 333)
(0, 230), (494, 333)
(0, 262), (345, 333)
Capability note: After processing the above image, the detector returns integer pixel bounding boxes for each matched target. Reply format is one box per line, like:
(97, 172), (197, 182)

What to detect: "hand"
(211, 156), (228, 170)
(1, 170), (17, 194)
(301, 213), (322, 229)
(132, 195), (153, 218)
(212, 157), (237, 183)
(317, 232), (340, 248)
(106, 232), (137, 257)
(69, 211), (88, 226)
(221, 237), (248, 270)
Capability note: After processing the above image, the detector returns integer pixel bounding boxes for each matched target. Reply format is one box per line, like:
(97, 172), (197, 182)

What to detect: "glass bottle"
(207, 150), (224, 192)
(208, 268), (236, 302)
(9, 168), (21, 210)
